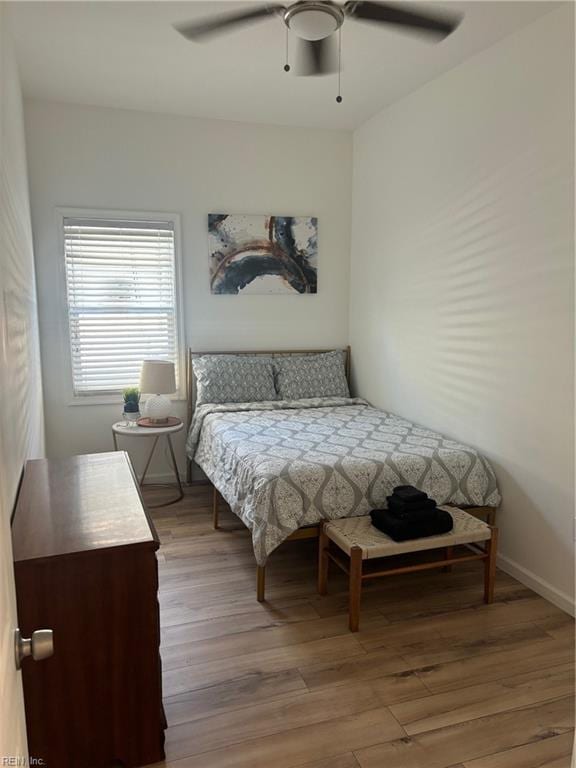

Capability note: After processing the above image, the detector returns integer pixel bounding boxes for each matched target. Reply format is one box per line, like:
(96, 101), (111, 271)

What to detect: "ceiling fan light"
(285, 6), (343, 41)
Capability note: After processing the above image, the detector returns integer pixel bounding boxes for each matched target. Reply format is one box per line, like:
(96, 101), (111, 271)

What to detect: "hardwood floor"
(147, 485), (575, 768)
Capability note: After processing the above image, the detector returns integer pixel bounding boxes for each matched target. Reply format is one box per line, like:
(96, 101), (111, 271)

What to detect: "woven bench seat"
(318, 508), (498, 632)
(324, 507), (492, 559)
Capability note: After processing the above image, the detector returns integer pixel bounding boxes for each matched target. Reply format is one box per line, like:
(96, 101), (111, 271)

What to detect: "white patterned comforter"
(186, 398), (501, 564)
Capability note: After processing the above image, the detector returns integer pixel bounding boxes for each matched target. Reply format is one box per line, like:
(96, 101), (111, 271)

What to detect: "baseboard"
(497, 553), (575, 617)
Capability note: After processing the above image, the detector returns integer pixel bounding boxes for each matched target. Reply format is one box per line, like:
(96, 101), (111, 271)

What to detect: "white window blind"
(63, 217), (179, 396)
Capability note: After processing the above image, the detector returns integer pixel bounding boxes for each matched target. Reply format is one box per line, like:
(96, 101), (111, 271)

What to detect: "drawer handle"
(14, 628), (54, 670)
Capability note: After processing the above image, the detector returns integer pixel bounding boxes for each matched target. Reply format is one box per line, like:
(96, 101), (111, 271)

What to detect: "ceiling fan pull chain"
(336, 27), (342, 103)
(284, 26), (291, 72)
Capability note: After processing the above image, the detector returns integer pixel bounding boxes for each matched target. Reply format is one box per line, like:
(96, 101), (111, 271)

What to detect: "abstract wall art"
(208, 214), (318, 295)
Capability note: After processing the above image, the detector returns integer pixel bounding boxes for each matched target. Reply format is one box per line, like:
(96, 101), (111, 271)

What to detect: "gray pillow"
(275, 351), (350, 400)
(193, 355), (277, 405)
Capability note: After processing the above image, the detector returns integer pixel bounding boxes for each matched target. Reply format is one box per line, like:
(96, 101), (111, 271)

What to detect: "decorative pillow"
(275, 351), (350, 400)
(193, 355), (277, 405)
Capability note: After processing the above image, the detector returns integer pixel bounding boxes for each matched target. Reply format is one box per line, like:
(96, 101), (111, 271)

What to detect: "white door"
(0, 519), (28, 760)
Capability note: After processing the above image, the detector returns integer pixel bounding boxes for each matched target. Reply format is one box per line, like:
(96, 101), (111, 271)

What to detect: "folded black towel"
(392, 485), (429, 504)
(370, 508), (454, 542)
(387, 496), (437, 521)
(388, 495), (435, 509)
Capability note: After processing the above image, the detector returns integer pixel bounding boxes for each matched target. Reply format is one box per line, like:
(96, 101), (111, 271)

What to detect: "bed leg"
(484, 526), (498, 604)
(318, 524), (329, 595)
(256, 565), (266, 603)
(212, 485), (219, 530)
(443, 545), (453, 573)
(349, 546), (363, 633)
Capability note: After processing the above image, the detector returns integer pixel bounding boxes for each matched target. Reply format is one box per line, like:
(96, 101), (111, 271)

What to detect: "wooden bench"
(318, 508), (498, 632)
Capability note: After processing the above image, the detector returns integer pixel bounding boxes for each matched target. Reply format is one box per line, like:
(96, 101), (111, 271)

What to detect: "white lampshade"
(140, 360), (176, 395)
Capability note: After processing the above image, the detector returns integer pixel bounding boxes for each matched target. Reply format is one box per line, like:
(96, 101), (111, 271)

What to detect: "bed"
(185, 348), (501, 599)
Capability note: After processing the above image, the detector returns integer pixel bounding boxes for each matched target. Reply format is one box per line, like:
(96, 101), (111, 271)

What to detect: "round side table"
(112, 421), (184, 508)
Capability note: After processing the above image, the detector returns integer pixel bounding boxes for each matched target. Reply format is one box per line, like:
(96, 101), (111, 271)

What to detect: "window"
(63, 215), (181, 397)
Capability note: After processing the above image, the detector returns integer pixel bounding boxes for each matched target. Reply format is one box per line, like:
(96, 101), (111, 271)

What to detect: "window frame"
(56, 207), (185, 406)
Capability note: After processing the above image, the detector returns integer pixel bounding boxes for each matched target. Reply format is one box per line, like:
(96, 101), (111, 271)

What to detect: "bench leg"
(443, 545), (454, 573)
(256, 565), (266, 602)
(484, 526), (498, 604)
(318, 524), (329, 595)
(212, 485), (219, 530)
(349, 546), (363, 632)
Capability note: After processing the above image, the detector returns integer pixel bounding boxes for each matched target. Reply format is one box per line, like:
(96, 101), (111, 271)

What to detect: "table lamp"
(140, 360), (176, 424)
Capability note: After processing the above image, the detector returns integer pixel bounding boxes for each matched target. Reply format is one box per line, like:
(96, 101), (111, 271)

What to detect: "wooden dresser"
(12, 451), (165, 768)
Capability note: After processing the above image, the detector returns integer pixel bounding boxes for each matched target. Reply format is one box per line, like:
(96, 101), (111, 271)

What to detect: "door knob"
(14, 628), (54, 670)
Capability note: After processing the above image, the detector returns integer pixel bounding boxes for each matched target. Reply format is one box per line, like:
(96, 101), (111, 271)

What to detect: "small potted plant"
(122, 387), (141, 426)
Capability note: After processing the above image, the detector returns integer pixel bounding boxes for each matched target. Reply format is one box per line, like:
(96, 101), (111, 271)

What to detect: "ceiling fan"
(174, 1), (461, 101)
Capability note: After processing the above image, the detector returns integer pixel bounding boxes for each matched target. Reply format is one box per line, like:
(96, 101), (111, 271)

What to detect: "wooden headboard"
(185, 346), (351, 483)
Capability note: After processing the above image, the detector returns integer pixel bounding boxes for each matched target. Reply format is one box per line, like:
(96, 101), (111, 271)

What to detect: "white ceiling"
(8, 1), (558, 130)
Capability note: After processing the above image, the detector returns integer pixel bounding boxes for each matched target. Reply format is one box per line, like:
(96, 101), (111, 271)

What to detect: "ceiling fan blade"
(294, 37), (338, 76)
(344, 1), (460, 39)
(174, 3), (286, 41)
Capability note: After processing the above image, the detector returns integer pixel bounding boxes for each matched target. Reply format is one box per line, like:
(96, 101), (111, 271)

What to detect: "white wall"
(24, 102), (352, 476)
(350, 6), (574, 612)
(0, 8), (44, 760)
